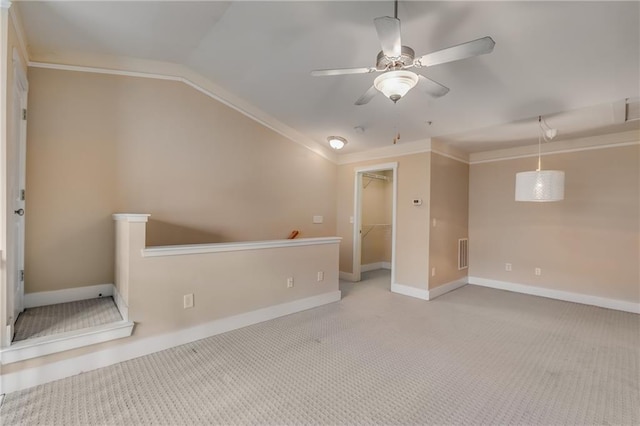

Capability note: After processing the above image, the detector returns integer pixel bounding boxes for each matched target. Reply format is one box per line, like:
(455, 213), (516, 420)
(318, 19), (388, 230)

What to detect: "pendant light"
(515, 116), (565, 202)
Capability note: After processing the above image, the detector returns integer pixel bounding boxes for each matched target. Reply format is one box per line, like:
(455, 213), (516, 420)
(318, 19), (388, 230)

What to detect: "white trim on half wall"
(143, 237), (342, 257)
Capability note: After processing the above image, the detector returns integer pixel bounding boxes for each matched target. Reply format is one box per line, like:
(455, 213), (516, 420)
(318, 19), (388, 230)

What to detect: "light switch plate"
(313, 215), (323, 224)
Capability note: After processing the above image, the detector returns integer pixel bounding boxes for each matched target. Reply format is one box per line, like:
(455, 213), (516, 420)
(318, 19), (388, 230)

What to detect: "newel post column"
(112, 214), (150, 321)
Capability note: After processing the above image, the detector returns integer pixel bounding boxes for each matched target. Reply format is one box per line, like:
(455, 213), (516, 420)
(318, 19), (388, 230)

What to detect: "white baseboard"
(361, 262), (391, 272)
(340, 263), (391, 281)
(428, 277), (468, 300)
(468, 277), (640, 314)
(339, 271), (357, 282)
(0, 290), (341, 394)
(391, 283), (429, 300)
(24, 284), (114, 308)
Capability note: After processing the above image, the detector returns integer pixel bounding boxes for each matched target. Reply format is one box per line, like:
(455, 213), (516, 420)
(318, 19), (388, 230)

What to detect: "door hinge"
(20, 270), (24, 282)
(20, 189), (25, 201)
(22, 108), (27, 120)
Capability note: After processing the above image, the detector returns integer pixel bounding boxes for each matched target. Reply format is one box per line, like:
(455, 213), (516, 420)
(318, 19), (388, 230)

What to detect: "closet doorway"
(352, 162), (397, 284)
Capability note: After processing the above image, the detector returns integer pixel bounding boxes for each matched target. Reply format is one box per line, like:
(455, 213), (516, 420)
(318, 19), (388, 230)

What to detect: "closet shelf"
(363, 172), (389, 188)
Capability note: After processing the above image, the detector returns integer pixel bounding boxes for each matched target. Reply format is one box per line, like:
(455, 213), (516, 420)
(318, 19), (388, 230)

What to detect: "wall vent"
(458, 238), (469, 270)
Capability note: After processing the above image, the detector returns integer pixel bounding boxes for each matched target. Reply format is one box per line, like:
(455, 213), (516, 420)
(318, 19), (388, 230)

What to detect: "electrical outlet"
(535, 268), (542, 276)
(183, 293), (194, 309)
(431, 267), (436, 277)
(287, 277), (294, 288)
(317, 271), (324, 282)
(505, 263), (512, 271)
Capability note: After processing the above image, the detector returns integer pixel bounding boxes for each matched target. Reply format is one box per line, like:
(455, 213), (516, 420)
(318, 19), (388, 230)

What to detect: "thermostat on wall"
(412, 198), (422, 206)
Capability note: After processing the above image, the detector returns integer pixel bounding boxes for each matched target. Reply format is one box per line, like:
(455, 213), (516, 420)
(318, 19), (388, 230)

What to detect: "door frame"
(352, 162), (398, 283)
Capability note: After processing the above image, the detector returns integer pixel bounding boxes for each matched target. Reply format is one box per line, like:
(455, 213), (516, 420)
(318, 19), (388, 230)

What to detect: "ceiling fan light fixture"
(374, 70), (419, 103)
(327, 136), (348, 150)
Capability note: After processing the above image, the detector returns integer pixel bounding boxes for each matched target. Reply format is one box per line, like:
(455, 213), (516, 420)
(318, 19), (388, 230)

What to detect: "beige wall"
(25, 67), (337, 293)
(428, 153), (469, 289)
(360, 171), (392, 266)
(1, 7), (29, 347)
(337, 153), (430, 289)
(469, 144), (640, 302)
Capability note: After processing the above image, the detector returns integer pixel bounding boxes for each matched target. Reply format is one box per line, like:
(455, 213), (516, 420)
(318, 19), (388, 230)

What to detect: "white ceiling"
(16, 1), (640, 155)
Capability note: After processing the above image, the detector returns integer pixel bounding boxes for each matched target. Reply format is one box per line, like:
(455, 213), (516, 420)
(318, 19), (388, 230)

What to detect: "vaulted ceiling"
(15, 1), (640, 155)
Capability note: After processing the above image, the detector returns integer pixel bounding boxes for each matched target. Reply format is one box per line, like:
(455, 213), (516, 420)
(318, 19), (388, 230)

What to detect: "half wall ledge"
(143, 237), (342, 257)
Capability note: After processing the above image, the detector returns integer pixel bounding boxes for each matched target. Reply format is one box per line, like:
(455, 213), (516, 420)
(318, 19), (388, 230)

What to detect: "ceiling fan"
(311, 1), (495, 105)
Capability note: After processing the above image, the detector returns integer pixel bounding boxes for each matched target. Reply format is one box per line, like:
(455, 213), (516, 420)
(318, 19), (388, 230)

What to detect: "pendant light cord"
(537, 116), (542, 171)
(394, 0), (398, 19)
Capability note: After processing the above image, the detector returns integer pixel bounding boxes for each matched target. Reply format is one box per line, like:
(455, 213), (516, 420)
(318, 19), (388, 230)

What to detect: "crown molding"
(28, 55), (337, 164)
(336, 138), (470, 166)
(430, 149), (470, 164)
(337, 139), (432, 165)
(469, 130), (640, 164)
(430, 138), (470, 163)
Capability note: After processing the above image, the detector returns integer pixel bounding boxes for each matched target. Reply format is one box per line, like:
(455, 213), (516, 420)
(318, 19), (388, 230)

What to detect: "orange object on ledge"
(287, 230), (300, 239)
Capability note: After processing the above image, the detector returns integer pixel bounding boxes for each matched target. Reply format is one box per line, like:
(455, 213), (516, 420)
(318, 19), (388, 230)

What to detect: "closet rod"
(362, 172), (388, 181)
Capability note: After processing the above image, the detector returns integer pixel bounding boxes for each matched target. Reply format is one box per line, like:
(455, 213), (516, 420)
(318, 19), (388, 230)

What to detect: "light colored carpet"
(12, 297), (122, 342)
(2, 269), (638, 425)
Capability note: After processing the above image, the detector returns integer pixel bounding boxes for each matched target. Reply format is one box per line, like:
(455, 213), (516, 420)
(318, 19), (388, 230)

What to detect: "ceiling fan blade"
(311, 67), (377, 77)
(374, 16), (402, 58)
(416, 36), (495, 68)
(418, 75), (450, 98)
(355, 85), (379, 105)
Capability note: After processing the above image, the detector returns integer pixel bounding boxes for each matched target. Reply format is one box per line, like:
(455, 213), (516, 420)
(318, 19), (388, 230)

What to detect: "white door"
(7, 50), (28, 343)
